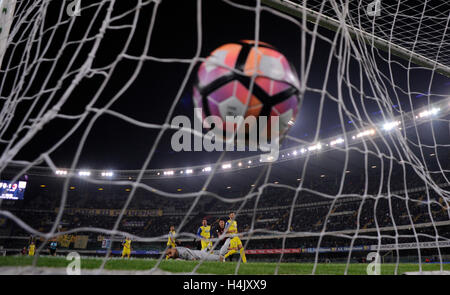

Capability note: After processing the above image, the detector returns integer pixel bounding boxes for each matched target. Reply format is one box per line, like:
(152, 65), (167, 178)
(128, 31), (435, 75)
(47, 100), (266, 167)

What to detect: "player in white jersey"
(165, 246), (223, 261)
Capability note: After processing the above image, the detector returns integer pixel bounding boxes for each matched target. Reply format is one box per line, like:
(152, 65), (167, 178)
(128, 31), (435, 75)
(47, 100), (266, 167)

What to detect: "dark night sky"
(5, 0), (450, 171)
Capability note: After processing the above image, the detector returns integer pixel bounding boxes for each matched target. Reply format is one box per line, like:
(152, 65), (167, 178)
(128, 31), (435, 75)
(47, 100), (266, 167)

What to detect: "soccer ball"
(193, 40), (300, 147)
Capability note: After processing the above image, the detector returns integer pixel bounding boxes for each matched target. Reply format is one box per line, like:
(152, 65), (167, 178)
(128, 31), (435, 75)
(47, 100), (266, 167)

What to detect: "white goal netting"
(0, 0), (449, 275)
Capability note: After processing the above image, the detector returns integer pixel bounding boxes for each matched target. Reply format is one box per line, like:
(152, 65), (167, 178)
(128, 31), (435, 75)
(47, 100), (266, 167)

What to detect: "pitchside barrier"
(2, 238), (450, 262)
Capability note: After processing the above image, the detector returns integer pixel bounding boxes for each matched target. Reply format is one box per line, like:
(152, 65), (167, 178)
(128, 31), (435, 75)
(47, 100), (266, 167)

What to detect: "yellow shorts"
(229, 236), (243, 249)
(122, 248), (131, 256)
(201, 239), (212, 250)
(28, 251), (35, 256)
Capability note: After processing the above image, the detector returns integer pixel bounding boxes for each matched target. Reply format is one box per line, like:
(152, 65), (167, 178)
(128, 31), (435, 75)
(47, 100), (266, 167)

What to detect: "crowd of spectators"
(0, 167), (449, 254)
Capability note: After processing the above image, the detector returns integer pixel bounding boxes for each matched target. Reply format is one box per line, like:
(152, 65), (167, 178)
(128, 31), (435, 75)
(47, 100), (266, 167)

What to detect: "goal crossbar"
(262, 0), (450, 78)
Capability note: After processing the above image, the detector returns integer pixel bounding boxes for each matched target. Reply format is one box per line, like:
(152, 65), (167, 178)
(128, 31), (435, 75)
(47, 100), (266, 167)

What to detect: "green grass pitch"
(1, 256), (450, 274)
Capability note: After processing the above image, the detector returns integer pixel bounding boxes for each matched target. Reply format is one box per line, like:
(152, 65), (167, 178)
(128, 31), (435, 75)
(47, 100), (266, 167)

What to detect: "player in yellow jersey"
(28, 242), (35, 256)
(221, 212), (247, 263)
(167, 225), (178, 248)
(121, 237), (132, 259)
(166, 225), (178, 260)
(197, 219), (212, 251)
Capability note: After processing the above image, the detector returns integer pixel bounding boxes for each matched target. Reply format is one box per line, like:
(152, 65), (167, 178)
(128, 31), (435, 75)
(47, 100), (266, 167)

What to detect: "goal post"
(0, 0), (16, 69)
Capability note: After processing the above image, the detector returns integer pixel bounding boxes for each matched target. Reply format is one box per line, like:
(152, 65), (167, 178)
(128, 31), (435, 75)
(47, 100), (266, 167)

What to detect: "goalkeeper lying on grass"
(165, 247), (224, 261)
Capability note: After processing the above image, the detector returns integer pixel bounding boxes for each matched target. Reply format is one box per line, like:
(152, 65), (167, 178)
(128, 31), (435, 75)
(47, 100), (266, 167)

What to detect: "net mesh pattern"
(0, 0), (449, 275)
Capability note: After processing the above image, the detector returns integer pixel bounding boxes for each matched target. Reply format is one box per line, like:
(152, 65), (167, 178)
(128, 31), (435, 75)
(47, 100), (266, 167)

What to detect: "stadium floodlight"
(238, 162), (242, 167)
(382, 121), (401, 131)
(185, 169), (193, 174)
(329, 138), (344, 146)
(308, 143), (322, 151)
(355, 129), (376, 139)
(293, 151), (297, 155)
(101, 171), (114, 177)
(222, 163), (232, 169)
(264, 155), (275, 162)
(248, 160), (252, 164)
(163, 170), (174, 176)
(55, 170), (68, 176)
(78, 171), (91, 177)
(418, 107), (440, 118)
(300, 148), (307, 153)
(202, 166), (211, 172)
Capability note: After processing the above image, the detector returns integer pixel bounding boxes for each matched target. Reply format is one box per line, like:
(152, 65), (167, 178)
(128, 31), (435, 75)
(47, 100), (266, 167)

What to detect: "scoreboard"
(0, 180), (27, 200)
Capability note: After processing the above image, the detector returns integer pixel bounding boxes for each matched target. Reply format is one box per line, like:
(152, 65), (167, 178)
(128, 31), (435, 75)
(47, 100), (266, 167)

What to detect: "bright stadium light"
(185, 169), (193, 174)
(248, 160), (252, 164)
(293, 150), (297, 156)
(355, 129), (375, 139)
(238, 162), (242, 167)
(300, 148), (307, 153)
(164, 170), (174, 176)
(78, 171), (91, 177)
(382, 121), (401, 131)
(308, 143), (322, 151)
(55, 170), (67, 176)
(202, 166), (211, 172)
(265, 155), (274, 161)
(418, 107), (440, 118)
(101, 171), (114, 177)
(222, 163), (232, 169)
(330, 138), (344, 146)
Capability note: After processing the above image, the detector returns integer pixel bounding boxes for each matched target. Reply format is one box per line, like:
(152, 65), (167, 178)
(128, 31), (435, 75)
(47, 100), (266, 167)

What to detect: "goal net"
(0, 0), (449, 275)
